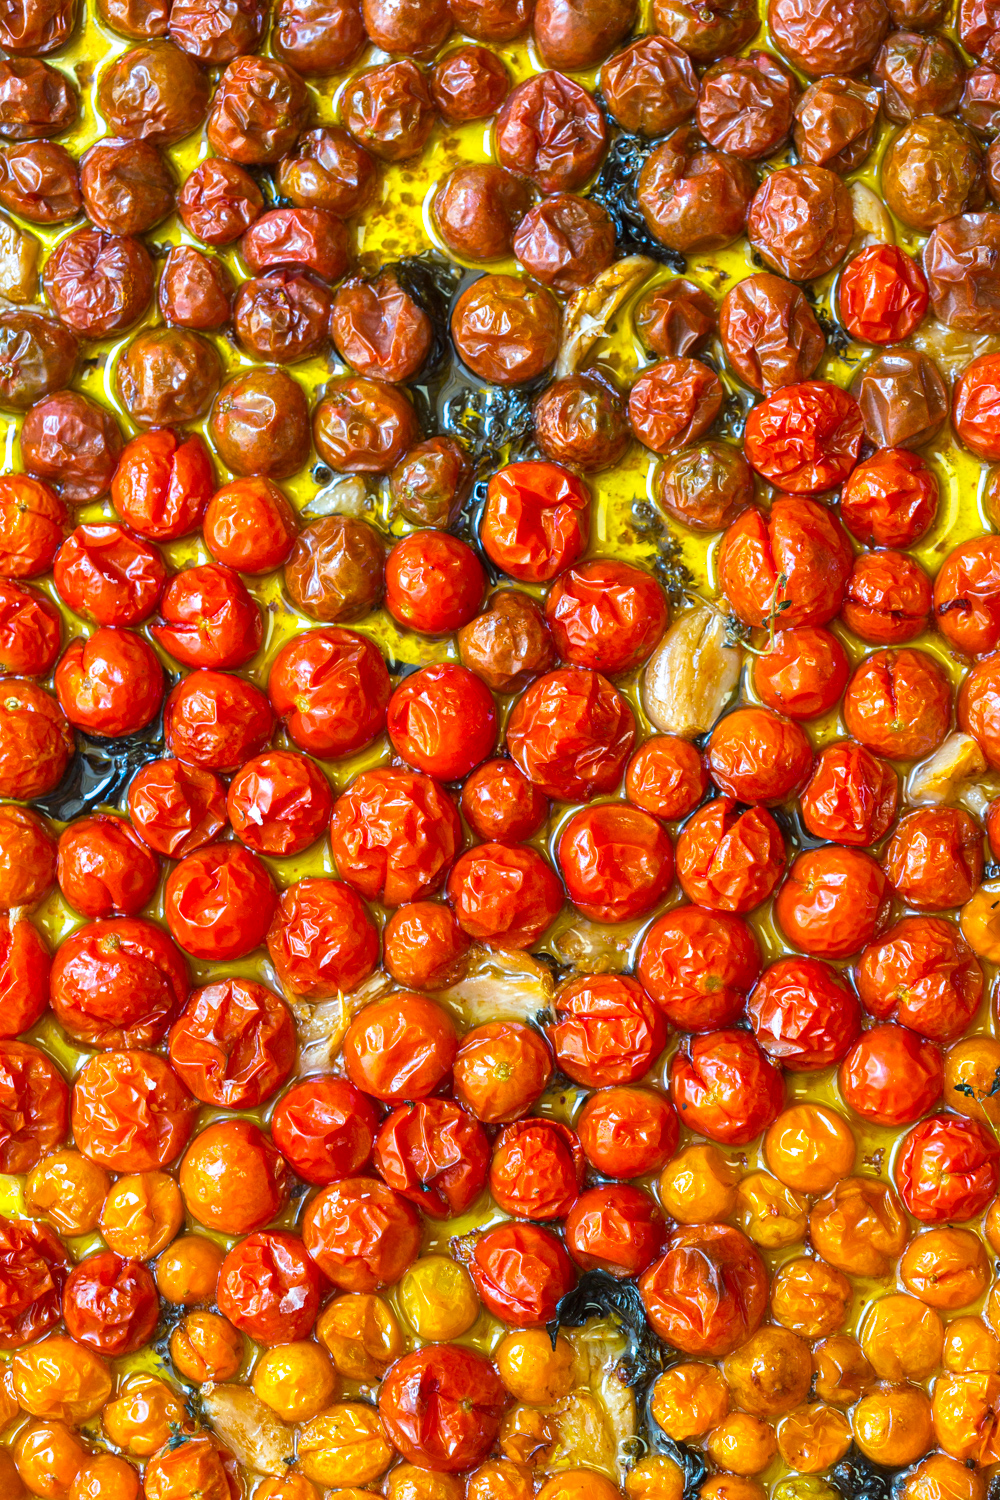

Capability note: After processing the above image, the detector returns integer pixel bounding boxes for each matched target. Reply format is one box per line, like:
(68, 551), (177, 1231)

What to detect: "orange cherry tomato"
(452, 1021), (553, 1124)
(839, 1024), (944, 1126)
(775, 846), (892, 959)
(706, 706), (813, 803)
(180, 1118), (288, 1234)
(72, 1051), (196, 1171)
(382, 902), (471, 990)
(0, 474), (67, 580)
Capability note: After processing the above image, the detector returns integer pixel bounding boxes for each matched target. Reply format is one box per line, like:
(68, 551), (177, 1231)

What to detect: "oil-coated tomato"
(775, 846), (891, 959)
(55, 627), (164, 738)
(375, 1097), (489, 1219)
(934, 536), (1000, 657)
(625, 735), (708, 819)
(954, 354), (1000, 460)
(719, 496), (853, 628)
(271, 1077), (378, 1186)
(576, 1085), (679, 1179)
(302, 1177), (422, 1292)
(50, 915), (189, 1050)
(268, 627), (391, 760)
(111, 429), (215, 542)
(329, 768), (461, 905)
(447, 842), (563, 948)
(676, 798), (786, 913)
(387, 663), (497, 782)
(165, 843), (277, 961)
(671, 1029), (784, 1145)
(0, 581), (62, 677)
(385, 530), (486, 635)
(840, 548), (932, 644)
(799, 742), (898, 847)
(545, 559), (668, 674)
(378, 1346), (507, 1473)
(62, 1251), (159, 1357)
(639, 1223), (767, 1356)
(460, 758), (549, 842)
(127, 758), (228, 858)
(164, 668), (274, 772)
(466, 1222), (574, 1326)
(565, 1184), (666, 1278)
(838, 1024), (944, 1127)
(54, 522), (166, 627)
(72, 1051), (196, 1172)
(884, 809), (984, 912)
(267, 878), (379, 999)
(452, 1021), (553, 1124)
(0, 1040), (68, 1174)
(706, 707), (813, 803)
(489, 1117), (583, 1220)
(844, 648), (951, 761)
(481, 461), (591, 582)
(383, 902), (471, 991)
(856, 916), (984, 1042)
(742, 381), (864, 493)
(839, 448), (939, 549)
(746, 957), (861, 1071)
(506, 667), (635, 801)
(0, 1214), (70, 1349)
(180, 1118), (288, 1235)
(558, 803), (674, 922)
(152, 562), (263, 670)
(227, 750), (333, 856)
(168, 978), (296, 1109)
(548, 974), (667, 1087)
(751, 626), (849, 721)
(895, 1114), (1000, 1223)
(56, 814), (160, 920)
(638, 905), (761, 1031)
(343, 994), (457, 1104)
(838, 245), (929, 344)
(0, 916), (51, 1039)
(218, 1228), (323, 1343)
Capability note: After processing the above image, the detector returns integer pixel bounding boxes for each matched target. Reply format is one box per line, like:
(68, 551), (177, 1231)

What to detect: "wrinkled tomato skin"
(153, 564), (263, 672)
(0, 917), (51, 1039)
(639, 1222), (767, 1357)
(934, 536), (1000, 657)
(840, 548), (932, 645)
(676, 798), (786, 914)
(379, 1346), (507, 1474)
(752, 627), (850, 721)
(565, 1184), (666, 1278)
(558, 804), (674, 923)
(548, 974), (668, 1087)
(0, 1040), (68, 1174)
(452, 1021), (553, 1125)
(959, 652), (1000, 769)
(743, 381), (864, 492)
(127, 758), (228, 858)
(482, 462), (591, 584)
(857, 917), (984, 1043)
(839, 448), (939, 549)
(546, 559), (668, 674)
(271, 1077), (378, 1186)
(168, 977), (296, 1109)
(111, 429), (215, 542)
(776, 846), (891, 960)
(388, 663), (497, 783)
(461, 759), (548, 844)
(71, 1050), (196, 1172)
(506, 667), (635, 802)
(50, 914), (187, 1051)
(489, 1117), (583, 1220)
(838, 1024), (944, 1127)
(267, 878), (379, 1000)
(838, 244), (930, 343)
(302, 1176), (422, 1292)
(165, 843), (277, 962)
(576, 1085), (680, 1179)
(447, 842), (564, 949)
(954, 353), (1000, 460)
(163, 669), (274, 773)
(467, 1221), (575, 1325)
(331, 768), (460, 907)
(376, 1097), (489, 1219)
(203, 477), (298, 575)
(218, 1229), (323, 1342)
(0, 581), (61, 676)
(227, 751), (332, 858)
(385, 531), (486, 636)
(719, 496), (853, 628)
(638, 904), (761, 1032)
(268, 627), (391, 762)
(706, 706), (813, 805)
(62, 1250), (159, 1357)
(0, 678), (74, 798)
(799, 742), (899, 847)
(494, 70), (607, 194)
(625, 735), (708, 821)
(670, 1029), (784, 1145)
(746, 956), (861, 1071)
(0, 806), (55, 913)
(845, 648), (952, 762)
(0, 475), (67, 581)
(895, 1114), (1000, 1223)
(343, 994), (456, 1106)
(885, 808), (984, 912)
(54, 523), (165, 629)
(0, 1213), (70, 1349)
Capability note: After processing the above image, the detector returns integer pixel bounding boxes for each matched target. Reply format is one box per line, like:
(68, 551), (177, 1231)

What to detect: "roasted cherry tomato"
(110, 428), (214, 542)
(639, 1222), (767, 1356)
(838, 245), (929, 344)
(0, 679), (74, 798)
(165, 843), (277, 962)
(466, 1221), (574, 1326)
(838, 1024), (944, 1127)
(895, 1114), (1000, 1223)
(885, 809), (984, 912)
(670, 1029), (784, 1145)
(55, 814), (160, 918)
(271, 1077), (378, 1186)
(839, 448), (939, 549)
(720, 496), (853, 628)
(799, 742), (898, 847)
(330, 768), (460, 905)
(55, 627), (163, 738)
(857, 917), (984, 1042)
(548, 975), (667, 1087)
(447, 842), (563, 949)
(384, 531), (485, 636)
(546, 559), (668, 674)
(168, 978), (295, 1108)
(302, 1177), (421, 1292)
(506, 667), (635, 801)
(54, 522), (165, 627)
(227, 750), (332, 857)
(267, 878), (379, 999)
(72, 1050), (196, 1172)
(576, 1085), (679, 1179)
(218, 1228), (322, 1342)
(743, 381), (863, 493)
(746, 956), (861, 1071)
(127, 758), (228, 858)
(844, 647), (951, 761)
(268, 627), (391, 761)
(376, 1098), (489, 1219)
(152, 563), (263, 670)
(164, 669), (274, 772)
(638, 904), (760, 1031)
(565, 1184), (665, 1278)
(558, 804), (674, 922)
(62, 1251), (159, 1357)
(0, 580), (61, 677)
(482, 462), (591, 583)
(752, 627), (850, 721)
(676, 798), (785, 913)
(776, 846), (891, 959)
(388, 663), (497, 782)
(452, 1021), (552, 1124)
(180, 1118), (288, 1235)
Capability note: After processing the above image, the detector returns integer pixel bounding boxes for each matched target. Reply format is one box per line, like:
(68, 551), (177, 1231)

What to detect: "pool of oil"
(3, 0), (1000, 1494)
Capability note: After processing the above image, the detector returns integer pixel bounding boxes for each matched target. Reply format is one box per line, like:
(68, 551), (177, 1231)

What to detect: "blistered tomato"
(743, 381), (863, 493)
(752, 626), (849, 721)
(385, 531), (486, 635)
(228, 750), (333, 856)
(506, 667), (635, 801)
(111, 429), (215, 541)
(799, 742), (898, 847)
(720, 496), (853, 628)
(548, 974), (667, 1087)
(447, 842), (563, 949)
(857, 916), (983, 1041)
(55, 628), (163, 738)
(0, 680), (74, 798)
(747, 956), (861, 1071)
(558, 803), (673, 922)
(546, 559), (668, 673)
(671, 1029), (784, 1145)
(838, 245), (929, 344)
(676, 798), (785, 913)
(638, 904), (761, 1031)
(165, 843), (277, 961)
(896, 1114), (1000, 1223)
(839, 1024), (944, 1127)
(639, 1223), (767, 1356)
(152, 563), (263, 670)
(481, 461), (590, 582)
(776, 846), (891, 959)
(388, 663), (497, 781)
(268, 627), (391, 760)
(839, 448), (939, 549)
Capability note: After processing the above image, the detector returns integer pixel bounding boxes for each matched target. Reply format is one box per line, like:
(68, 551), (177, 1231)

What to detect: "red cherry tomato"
(0, 1039), (69, 1174)
(56, 814), (160, 919)
(452, 1020), (553, 1124)
(625, 735), (707, 819)
(954, 353), (1000, 460)
(481, 460), (591, 582)
(271, 1077), (378, 1186)
(576, 1085), (679, 1179)
(72, 1050), (196, 1171)
(0, 1215), (70, 1349)
(168, 978), (296, 1108)
(548, 974), (667, 1087)
(838, 1024), (944, 1127)
(329, 768), (461, 904)
(934, 536), (1000, 657)
(840, 548), (932, 644)
(447, 841), (563, 949)
(506, 667), (636, 801)
(111, 428), (215, 541)
(558, 803), (674, 922)
(388, 663), (497, 782)
(838, 447), (939, 548)
(218, 1229), (324, 1341)
(545, 559), (669, 673)
(127, 758), (228, 858)
(165, 843), (278, 961)
(62, 1251), (159, 1357)
(467, 1222), (574, 1326)
(639, 1223), (767, 1356)
(0, 581), (62, 677)
(152, 563), (263, 670)
(884, 808), (983, 912)
(50, 915), (189, 1050)
(960, 651), (1000, 770)
(0, 475), (67, 581)
(267, 878), (379, 999)
(800, 741), (898, 847)
(838, 244), (929, 344)
(489, 1118), (583, 1222)
(776, 846), (891, 959)
(0, 679), (74, 799)
(460, 758), (548, 842)
(383, 902), (472, 990)
(706, 706), (813, 804)
(565, 1184), (666, 1278)
(746, 956), (861, 1071)
(844, 647), (951, 761)
(676, 798), (786, 913)
(227, 750), (333, 856)
(375, 1097), (489, 1219)
(385, 530), (486, 635)
(743, 381), (864, 493)
(378, 1346), (507, 1473)
(637, 904), (761, 1031)
(895, 1114), (1000, 1223)
(856, 916), (983, 1042)
(0, 916), (51, 1039)
(55, 628), (164, 738)
(268, 626), (391, 760)
(751, 626), (849, 721)
(203, 477), (298, 572)
(164, 669), (274, 771)
(343, 994), (457, 1104)
(670, 1028), (784, 1145)
(302, 1177), (421, 1292)
(54, 522), (166, 626)
(719, 496), (853, 628)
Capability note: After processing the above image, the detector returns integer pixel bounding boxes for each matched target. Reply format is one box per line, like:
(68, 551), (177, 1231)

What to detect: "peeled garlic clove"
(439, 944), (554, 1026)
(293, 970), (393, 1075)
(850, 182), (894, 249)
(201, 1383), (296, 1477)
(0, 216), (38, 304)
(556, 254), (655, 377)
(642, 603), (742, 739)
(304, 474), (370, 518)
(906, 732), (988, 808)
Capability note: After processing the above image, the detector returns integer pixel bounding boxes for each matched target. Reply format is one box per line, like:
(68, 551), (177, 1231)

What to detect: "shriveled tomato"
(447, 842), (563, 949)
(884, 809), (984, 912)
(838, 1024), (944, 1126)
(576, 1086), (679, 1179)
(775, 846), (891, 959)
(0, 1040), (68, 1174)
(0, 1214), (70, 1349)
(152, 563), (263, 671)
(168, 978), (296, 1109)
(840, 549), (932, 644)
(111, 428), (215, 542)
(54, 522), (165, 627)
(856, 916), (983, 1042)
(271, 1077), (378, 1186)
(558, 803), (673, 922)
(565, 1184), (666, 1278)
(267, 878), (379, 998)
(0, 679), (74, 798)
(62, 1251), (159, 1357)
(954, 353), (1000, 460)
(625, 735), (707, 819)
(838, 245), (929, 344)
(548, 974), (667, 1087)
(50, 915), (188, 1050)
(0, 581), (62, 677)
(799, 741), (898, 847)
(127, 758), (228, 858)
(56, 815), (160, 920)
(934, 536), (1000, 657)
(746, 957), (861, 1071)
(742, 381), (863, 493)
(329, 768), (461, 905)
(507, 667), (635, 801)
(388, 663), (497, 782)
(719, 496), (853, 628)
(203, 476), (298, 572)
(379, 1346), (507, 1473)
(639, 1223), (767, 1356)
(895, 1114), (1000, 1223)
(343, 994), (457, 1103)
(752, 626), (849, 720)
(481, 461), (590, 582)
(72, 1051), (196, 1171)
(218, 1229), (324, 1343)
(452, 1021), (553, 1124)
(0, 474), (67, 580)
(545, 558), (669, 673)
(706, 707), (813, 803)
(845, 647), (951, 761)
(461, 759), (548, 842)
(302, 1177), (421, 1292)
(228, 750), (332, 857)
(383, 902), (471, 991)
(839, 448), (939, 549)
(466, 1222), (574, 1326)
(489, 1118), (583, 1220)
(55, 627), (163, 738)
(0, 916), (51, 1039)
(676, 798), (786, 913)
(670, 1029), (784, 1145)
(385, 530), (486, 635)
(637, 905), (761, 1031)
(960, 652), (1000, 770)
(375, 1098), (489, 1219)
(268, 627), (391, 760)
(165, 843), (277, 961)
